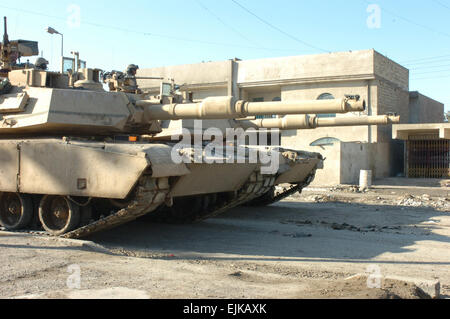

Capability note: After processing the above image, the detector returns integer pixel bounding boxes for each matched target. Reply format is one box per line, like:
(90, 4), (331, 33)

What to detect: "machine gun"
(0, 17), (39, 75)
(102, 70), (172, 94)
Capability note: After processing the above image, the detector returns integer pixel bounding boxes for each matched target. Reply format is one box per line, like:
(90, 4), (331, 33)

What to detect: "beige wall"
(190, 87), (228, 102)
(340, 143), (371, 184)
(243, 89), (282, 102)
(375, 79), (410, 143)
(409, 92), (445, 124)
(306, 142), (394, 186)
(303, 143), (342, 186)
(373, 51), (409, 90)
(137, 60), (231, 91)
(237, 50), (375, 85)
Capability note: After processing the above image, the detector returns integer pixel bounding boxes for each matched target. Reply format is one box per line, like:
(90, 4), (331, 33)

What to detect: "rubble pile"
(397, 194), (450, 211)
(306, 195), (338, 203)
(328, 185), (368, 193)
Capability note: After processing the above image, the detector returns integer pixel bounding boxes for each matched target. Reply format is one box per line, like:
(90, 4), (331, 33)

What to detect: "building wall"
(137, 60), (231, 95)
(308, 141), (398, 186)
(375, 79), (410, 143)
(190, 87), (228, 102)
(373, 51), (409, 90)
(340, 143), (371, 184)
(244, 90), (282, 102)
(301, 143), (342, 186)
(236, 50), (375, 85)
(409, 92), (445, 124)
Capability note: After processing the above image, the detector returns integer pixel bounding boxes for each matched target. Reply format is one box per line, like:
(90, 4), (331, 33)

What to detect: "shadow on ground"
(86, 200), (450, 264)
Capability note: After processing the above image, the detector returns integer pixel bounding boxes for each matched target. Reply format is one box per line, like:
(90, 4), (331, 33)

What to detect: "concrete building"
(138, 49), (445, 186)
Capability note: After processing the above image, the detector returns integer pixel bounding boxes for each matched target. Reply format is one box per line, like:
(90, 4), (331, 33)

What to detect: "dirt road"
(0, 183), (448, 299)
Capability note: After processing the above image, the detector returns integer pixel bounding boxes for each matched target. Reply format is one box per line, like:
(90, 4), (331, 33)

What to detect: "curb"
(0, 230), (113, 255)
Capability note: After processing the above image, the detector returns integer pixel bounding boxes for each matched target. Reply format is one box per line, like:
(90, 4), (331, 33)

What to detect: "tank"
(0, 52), (380, 238)
(0, 17), (399, 236)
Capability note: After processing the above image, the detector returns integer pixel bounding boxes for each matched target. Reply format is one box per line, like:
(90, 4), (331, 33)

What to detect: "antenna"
(3, 16), (9, 45)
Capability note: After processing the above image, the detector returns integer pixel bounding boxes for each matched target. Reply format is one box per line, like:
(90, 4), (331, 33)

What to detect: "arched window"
(317, 93), (336, 118)
(317, 93), (334, 100)
(310, 137), (341, 147)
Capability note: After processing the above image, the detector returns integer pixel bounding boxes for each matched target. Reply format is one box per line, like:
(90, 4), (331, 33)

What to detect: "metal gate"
(407, 135), (450, 178)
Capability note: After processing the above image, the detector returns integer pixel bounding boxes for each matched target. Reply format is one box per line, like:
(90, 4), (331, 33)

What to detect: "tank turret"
(0, 69), (365, 137)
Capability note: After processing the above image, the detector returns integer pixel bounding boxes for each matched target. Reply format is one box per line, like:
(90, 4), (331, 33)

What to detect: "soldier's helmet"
(127, 64), (139, 72)
(35, 57), (49, 70)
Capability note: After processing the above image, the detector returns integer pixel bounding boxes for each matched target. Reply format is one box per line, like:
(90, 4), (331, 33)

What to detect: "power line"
(412, 74), (450, 80)
(195, 0), (254, 44)
(361, 0), (450, 39)
(230, 0), (329, 53)
(401, 54), (450, 64)
(412, 68), (450, 75)
(410, 63), (450, 71)
(404, 57), (450, 66)
(0, 4), (298, 53)
(432, 0), (450, 10)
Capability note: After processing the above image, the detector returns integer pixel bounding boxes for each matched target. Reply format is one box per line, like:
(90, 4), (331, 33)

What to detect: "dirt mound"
(306, 276), (431, 299)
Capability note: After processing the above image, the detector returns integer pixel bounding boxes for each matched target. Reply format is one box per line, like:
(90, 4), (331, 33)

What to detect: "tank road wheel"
(39, 196), (80, 236)
(0, 193), (34, 230)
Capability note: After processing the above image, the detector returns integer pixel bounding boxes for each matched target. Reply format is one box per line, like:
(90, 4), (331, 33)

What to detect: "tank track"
(246, 170), (317, 207)
(0, 176), (169, 239)
(147, 171), (276, 224)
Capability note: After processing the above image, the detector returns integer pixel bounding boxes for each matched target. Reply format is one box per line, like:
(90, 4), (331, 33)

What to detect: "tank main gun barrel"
(135, 76), (165, 80)
(237, 114), (400, 130)
(137, 96), (365, 120)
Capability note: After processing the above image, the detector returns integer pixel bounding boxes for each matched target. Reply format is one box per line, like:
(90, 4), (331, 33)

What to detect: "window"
(62, 57), (75, 74)
(310, 137), (341, 147)
(317, 93), (334, 100)
(317, 93), (336, 118)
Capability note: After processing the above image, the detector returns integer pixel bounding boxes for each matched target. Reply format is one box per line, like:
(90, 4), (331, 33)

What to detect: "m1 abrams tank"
(1, 48), (383, 238)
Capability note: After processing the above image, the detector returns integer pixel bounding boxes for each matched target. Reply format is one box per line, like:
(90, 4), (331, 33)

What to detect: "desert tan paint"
(238, 115), (400, 130)
(140, 96), (365, 120)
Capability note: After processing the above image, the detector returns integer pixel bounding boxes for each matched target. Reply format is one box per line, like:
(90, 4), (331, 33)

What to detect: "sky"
(1, 0), (449, 113)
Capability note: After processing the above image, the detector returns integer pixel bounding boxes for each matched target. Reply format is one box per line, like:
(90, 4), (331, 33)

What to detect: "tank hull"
(0, 138), (287, 237)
